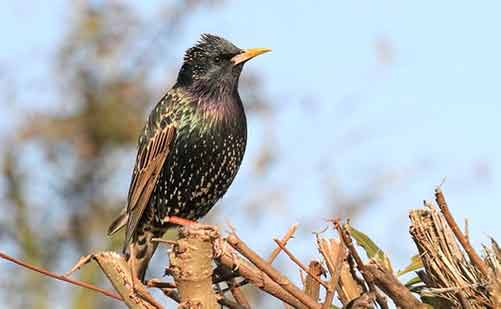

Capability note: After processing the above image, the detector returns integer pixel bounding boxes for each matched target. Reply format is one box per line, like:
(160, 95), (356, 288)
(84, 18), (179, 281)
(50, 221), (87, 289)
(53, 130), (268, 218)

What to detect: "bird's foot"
(163, 215), (197, 226)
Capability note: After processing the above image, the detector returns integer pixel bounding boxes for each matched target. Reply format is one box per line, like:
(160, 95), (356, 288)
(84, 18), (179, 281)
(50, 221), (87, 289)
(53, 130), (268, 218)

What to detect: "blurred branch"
(0, 251), (122, 302)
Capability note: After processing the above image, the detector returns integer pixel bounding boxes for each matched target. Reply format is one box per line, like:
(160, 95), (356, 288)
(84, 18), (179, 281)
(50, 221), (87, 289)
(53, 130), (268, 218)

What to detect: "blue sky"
(182, 1), (501, 251)
(1, 1), (500, 306)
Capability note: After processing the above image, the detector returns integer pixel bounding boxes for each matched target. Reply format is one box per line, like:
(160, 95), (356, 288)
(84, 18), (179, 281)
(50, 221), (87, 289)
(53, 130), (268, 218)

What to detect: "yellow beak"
(231, 47), (272, 65)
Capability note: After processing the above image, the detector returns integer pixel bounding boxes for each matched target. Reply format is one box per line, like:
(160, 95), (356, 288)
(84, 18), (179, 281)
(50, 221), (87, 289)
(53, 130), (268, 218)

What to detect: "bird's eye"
(214, 56), (221, 63)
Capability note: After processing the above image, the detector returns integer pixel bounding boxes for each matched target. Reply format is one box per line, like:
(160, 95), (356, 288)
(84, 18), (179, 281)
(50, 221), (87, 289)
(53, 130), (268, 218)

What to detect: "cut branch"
(214, 238), (306, 308)
(168, 224), (220, 309)
(434, 187), (490, 277)
(335, 221), (388, 309)
(92, 251), (163, 309)
(228, 277), (251, 308)
(364, 261), (426, 309)
(227, 232), (321, 309)
(316, 237), (345, 308)
(303, 261), (324, 302)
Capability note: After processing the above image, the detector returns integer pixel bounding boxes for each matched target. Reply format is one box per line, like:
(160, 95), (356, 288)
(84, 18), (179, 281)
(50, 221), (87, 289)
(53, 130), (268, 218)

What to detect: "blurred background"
(0, 1), (500, 308)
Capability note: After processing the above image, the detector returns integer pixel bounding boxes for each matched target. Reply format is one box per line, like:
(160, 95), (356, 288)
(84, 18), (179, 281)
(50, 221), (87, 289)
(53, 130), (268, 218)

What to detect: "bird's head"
(177, 34), (270, 96)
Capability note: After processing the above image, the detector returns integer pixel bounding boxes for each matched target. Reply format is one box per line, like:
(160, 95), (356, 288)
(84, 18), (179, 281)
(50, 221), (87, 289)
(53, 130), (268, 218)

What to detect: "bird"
(107, 33), (270, 281)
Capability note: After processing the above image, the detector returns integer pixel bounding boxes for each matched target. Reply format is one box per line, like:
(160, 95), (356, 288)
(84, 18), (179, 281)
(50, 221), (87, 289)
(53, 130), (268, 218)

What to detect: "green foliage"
(397, 254), (424, 276)
(0, 2), (227, 308)
(348, 225), (393, 272)
(404, 275), (422, 288)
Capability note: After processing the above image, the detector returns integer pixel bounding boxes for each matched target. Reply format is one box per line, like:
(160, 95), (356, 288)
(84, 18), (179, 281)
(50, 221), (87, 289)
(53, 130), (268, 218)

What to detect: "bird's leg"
(129, 243), (139, 292)
(163, 215), (197, 226)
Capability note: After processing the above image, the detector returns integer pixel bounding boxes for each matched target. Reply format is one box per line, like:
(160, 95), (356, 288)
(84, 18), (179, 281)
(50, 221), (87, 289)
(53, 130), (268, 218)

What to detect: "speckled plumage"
(107, 34), (269, 280)
(145, 86), (247, 223)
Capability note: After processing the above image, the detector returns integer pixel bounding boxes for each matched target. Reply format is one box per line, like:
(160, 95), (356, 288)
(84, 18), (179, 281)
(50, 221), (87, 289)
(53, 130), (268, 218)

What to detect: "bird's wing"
(124, 123), (176, 244)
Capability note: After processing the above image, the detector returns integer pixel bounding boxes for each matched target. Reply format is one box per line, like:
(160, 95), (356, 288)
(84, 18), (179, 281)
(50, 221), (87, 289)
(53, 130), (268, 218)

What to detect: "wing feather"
(125, 125), (176, 244)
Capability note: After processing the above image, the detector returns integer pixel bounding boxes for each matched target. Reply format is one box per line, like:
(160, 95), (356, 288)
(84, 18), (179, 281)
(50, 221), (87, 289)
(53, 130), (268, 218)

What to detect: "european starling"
(107, 34), (270, 280)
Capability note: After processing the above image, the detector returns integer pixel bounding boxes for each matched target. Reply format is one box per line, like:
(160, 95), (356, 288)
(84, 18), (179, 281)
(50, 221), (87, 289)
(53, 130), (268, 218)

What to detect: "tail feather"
(128, 228), (163, 282)
(108, 207), (175, 281)
(107, 207), (128, 236)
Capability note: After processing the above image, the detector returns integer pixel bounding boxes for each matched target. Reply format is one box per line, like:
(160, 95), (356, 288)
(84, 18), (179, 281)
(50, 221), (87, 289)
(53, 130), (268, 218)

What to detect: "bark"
(168, 224), (220, 309)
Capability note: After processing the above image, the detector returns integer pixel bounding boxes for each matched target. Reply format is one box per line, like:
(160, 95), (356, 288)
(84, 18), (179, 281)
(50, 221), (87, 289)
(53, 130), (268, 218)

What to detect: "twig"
(345, 292), (375, 309)
(212, 264), (240, 284)
(0, 251), (122, 302)
(92, 251), (163, 309)
(335, 259), (364, 305)
(156, 287), (180, 303)
(228, 277), (251, 308)
(304, 261), (324, 302)
(273, 238), (328, 289)
(214, 239), (305, 308)
(227, 232), (321, 309)
(434, 187), (490, 277)
(154, 283), (238, 309)
(316, 237), (345, 309)
(334, 222), (388, 309)
(464, 218), (469, 243)
(237, 223), (299, 289)
(346, 254), (367, 294)
(152, 238), (177, 245)
(218, 297), (249, 309)
(364, 261), (426, 309)
(214, 265), (251, 309)
(457, 291), (473, 309)
(268, 224), (298, 263)
(146, 279), (176, 289)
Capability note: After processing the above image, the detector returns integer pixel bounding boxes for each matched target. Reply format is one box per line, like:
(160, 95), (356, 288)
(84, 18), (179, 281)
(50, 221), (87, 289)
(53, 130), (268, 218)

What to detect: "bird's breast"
(152, 109), (247, 221)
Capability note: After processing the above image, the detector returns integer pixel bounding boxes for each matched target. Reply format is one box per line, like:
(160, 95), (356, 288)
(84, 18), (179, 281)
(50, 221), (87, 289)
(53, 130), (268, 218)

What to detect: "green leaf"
(348, 225), (393, 272)
(397, 254), (423, 276)
(404, 275), (422, 287)
(421, 295), (453, 308)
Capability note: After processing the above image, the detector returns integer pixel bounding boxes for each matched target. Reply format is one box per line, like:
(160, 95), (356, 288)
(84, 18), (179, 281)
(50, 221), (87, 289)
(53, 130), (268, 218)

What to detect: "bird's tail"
(107, 207), (128, 237)
(127, 227), (166, 282)
(108, 208), (176, 281)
